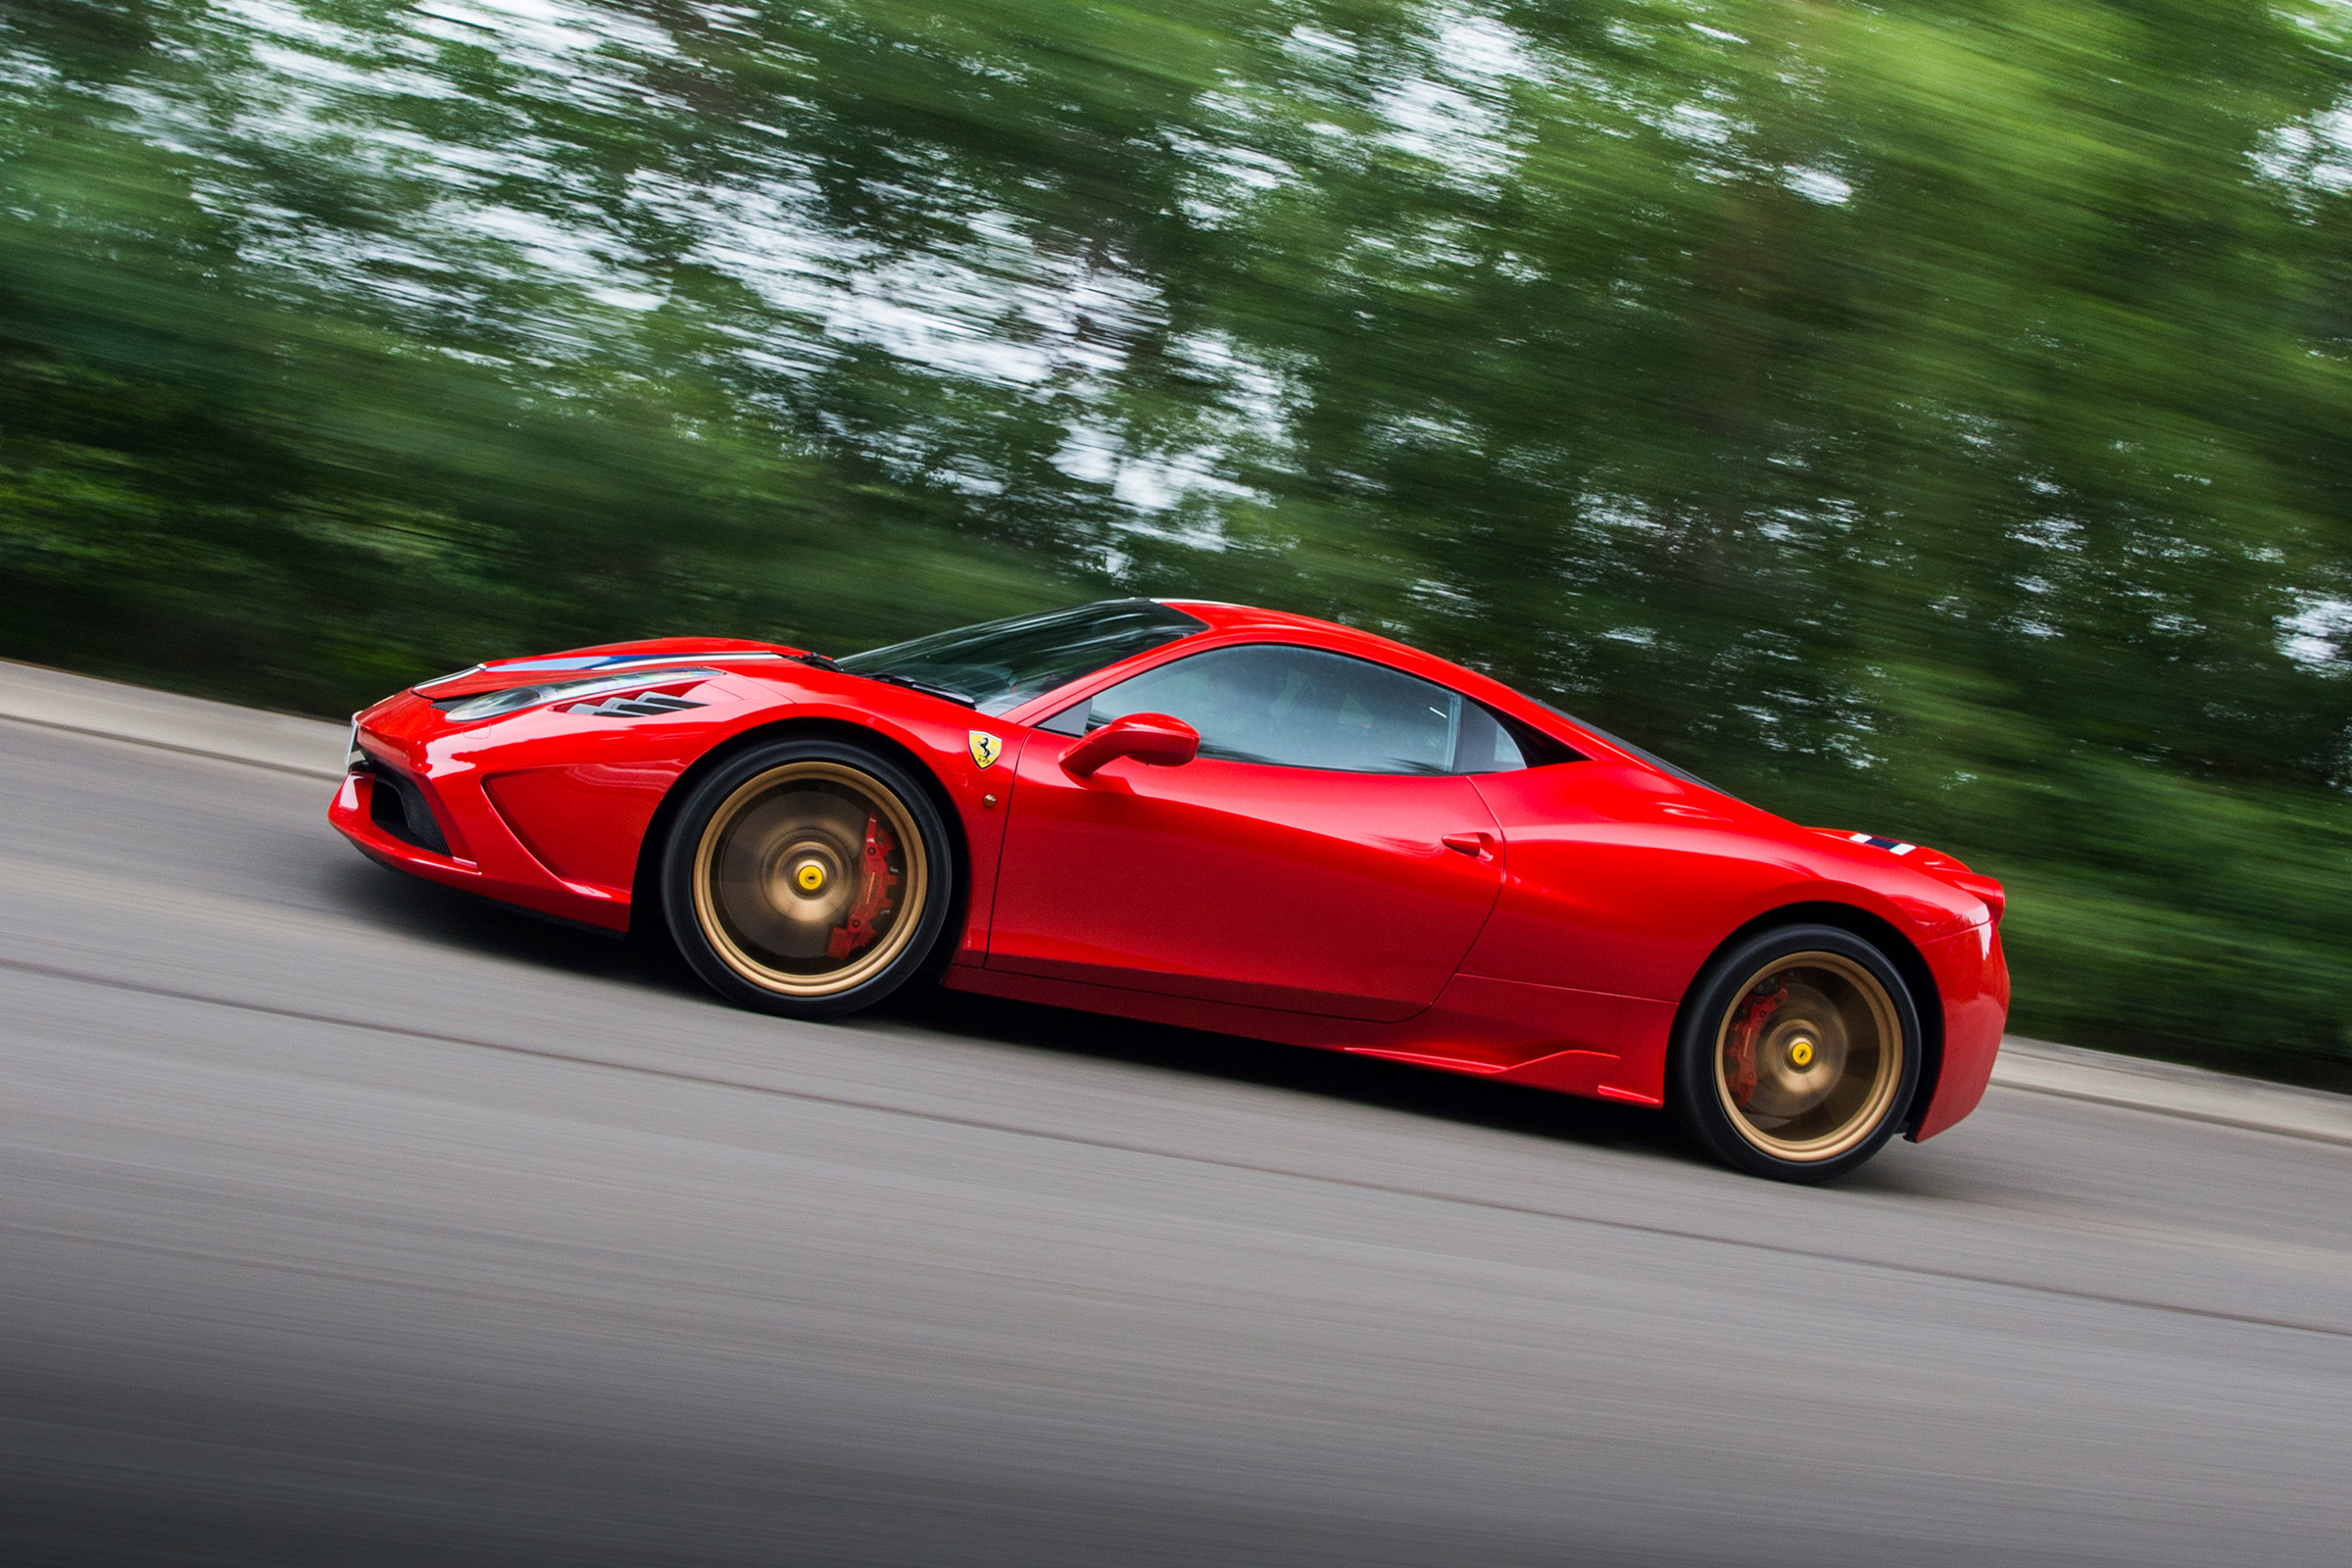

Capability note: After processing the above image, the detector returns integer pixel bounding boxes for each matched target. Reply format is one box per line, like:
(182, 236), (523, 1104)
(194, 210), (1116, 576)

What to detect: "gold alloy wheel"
(689, 760), (930, 999)
(1712, 950), (1903, 1163)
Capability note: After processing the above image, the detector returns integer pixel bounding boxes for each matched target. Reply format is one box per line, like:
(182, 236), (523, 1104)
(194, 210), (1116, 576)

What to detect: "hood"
(413, 637), (808, 700)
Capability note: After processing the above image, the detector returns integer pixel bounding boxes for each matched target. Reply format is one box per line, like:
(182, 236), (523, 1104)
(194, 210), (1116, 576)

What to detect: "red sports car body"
(332, 599), (2007, 1178)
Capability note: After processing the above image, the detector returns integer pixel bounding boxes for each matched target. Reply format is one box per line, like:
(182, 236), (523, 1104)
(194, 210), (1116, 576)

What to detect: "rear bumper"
(1908, 920), (2009, 1141)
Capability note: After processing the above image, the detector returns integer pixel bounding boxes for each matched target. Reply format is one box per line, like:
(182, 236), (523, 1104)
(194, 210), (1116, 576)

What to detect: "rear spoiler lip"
(1809, 827), (2006, 926)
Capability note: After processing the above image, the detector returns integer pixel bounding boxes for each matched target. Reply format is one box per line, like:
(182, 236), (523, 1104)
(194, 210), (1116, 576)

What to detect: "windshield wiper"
(862, 671), (978, 708)
(789, 652), (843, 672)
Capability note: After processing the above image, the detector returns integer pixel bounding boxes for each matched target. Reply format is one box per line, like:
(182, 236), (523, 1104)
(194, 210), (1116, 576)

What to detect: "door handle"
(1442, 832), (1494, 859)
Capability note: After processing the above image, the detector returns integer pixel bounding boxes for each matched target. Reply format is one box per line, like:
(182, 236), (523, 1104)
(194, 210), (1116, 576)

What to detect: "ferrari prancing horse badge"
(968, 730), (1004, 769)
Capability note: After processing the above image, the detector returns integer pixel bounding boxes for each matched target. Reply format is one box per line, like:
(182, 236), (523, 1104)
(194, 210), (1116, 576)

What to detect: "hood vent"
(567, 692), (707, 719)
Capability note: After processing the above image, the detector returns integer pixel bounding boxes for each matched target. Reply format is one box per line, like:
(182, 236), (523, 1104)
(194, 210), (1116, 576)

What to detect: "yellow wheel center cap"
(794, 861), (827, 894)
(1788, 1038), (1815, 1069)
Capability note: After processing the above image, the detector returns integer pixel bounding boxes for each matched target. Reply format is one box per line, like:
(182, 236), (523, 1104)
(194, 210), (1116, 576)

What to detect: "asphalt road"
(4, 717), (2349, 1568)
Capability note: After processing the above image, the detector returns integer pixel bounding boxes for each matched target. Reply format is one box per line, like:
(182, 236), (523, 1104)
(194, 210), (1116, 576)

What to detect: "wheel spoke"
(1712, 952), (1900, 1162)
(690, 761), (928, 998)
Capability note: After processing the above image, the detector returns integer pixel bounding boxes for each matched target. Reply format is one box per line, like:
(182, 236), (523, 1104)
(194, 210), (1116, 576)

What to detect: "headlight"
(435, 667), (724, 722)
(439, 684), (562, 722)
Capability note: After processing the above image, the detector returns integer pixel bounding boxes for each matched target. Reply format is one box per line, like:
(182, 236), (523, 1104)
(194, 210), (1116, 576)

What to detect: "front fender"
(344, 668), (1024, 951)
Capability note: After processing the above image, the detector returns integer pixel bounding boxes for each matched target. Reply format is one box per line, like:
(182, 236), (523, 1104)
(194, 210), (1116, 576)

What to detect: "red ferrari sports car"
(333, 599), (2007, 1180)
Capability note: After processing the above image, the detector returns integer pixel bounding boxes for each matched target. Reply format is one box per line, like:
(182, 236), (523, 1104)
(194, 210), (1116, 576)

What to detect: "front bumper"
(327, 691), (637, 933)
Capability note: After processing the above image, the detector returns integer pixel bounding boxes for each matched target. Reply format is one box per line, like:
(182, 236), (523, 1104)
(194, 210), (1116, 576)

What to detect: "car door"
(988, 643), (1509, 1021)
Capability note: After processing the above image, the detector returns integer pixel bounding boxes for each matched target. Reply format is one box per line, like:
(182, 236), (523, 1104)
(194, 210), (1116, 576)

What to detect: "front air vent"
(368, 768), (451, 856)
(566, 692), (707, 718)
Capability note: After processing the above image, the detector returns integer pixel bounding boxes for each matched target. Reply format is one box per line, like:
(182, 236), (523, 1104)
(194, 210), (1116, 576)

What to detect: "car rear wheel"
(1669, 924), (1922, 1182)
(662, 738), (953, 1019)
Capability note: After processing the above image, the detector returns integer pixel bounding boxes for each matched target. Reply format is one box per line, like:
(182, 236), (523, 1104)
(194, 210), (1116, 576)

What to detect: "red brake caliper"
(1724, 984), (1786, 1108)
(826, 815), (901, 960)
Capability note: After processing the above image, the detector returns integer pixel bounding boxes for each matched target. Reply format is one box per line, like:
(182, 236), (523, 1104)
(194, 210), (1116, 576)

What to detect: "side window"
(1043, 644), (1531, 776)
(1452, 701), (1529, 773)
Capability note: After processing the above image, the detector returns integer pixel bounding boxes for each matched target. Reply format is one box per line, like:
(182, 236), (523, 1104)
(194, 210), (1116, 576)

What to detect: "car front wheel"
(1669, 924), (1923, 1182)
(662, 737), (953, 1019)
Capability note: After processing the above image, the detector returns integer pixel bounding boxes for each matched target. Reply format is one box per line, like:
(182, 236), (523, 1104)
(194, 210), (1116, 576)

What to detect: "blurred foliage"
(5, 0), (2351, 1081)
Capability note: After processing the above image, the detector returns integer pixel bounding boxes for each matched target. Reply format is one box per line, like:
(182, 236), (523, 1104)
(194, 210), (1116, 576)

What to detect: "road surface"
(3, 712), (2348, 1566)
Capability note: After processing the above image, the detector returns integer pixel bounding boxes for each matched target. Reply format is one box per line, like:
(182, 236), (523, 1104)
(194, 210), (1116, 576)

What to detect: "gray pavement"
(3, 669), (2350, 1565)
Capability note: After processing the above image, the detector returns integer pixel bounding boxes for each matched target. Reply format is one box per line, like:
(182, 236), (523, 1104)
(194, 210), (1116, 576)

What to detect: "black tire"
(661, 737), (954, 1020)
(1669, 923), (1923, 1183)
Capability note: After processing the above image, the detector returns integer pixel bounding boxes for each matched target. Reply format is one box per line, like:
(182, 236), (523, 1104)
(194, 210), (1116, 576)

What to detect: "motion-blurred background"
(4, 0), (2348, 1082)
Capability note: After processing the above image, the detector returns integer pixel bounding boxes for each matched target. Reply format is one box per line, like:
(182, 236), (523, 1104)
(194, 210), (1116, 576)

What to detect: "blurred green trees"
(5, 0), (2349, 1080)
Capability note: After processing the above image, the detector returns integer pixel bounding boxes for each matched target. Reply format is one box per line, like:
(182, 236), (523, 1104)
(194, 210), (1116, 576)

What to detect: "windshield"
(838, 599), (1207, 715)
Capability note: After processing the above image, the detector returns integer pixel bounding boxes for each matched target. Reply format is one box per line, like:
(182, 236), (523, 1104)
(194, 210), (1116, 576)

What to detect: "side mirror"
(1059, 712), (1200, 778)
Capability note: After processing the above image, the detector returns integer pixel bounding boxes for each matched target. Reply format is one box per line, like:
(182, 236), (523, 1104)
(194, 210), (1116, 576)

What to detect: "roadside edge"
(1, 657), (346, 780)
